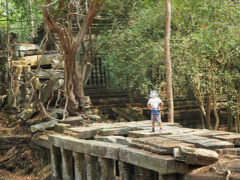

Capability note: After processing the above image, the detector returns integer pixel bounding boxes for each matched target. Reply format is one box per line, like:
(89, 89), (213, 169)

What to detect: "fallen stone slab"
(98, 127), (132, 136)
(196, 139), (234, 149)
(128, 130), (171, 138)
(48, 134), (124, 160)
(213, 134), (240, 146)
(54, 123), (71, 133)
(31, 135), (50, 148)
(30, 120), (58, 133)
(60, 116), (83, 126)
(129, 141), (170, 155)
(161, 126), (195, 134)
(189, 129), (232, 137)
(216, 148), (240, 156)
(174, 146), (219, 165)
(68, 127), (99, 139)
(130, 137), (195, 155)
(163, 134), (234, 149)
(94, 136), (132, 145)
(119, 147), (189, 174)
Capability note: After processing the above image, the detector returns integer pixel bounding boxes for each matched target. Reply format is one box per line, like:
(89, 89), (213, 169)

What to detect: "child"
(147, 90), (164, 132)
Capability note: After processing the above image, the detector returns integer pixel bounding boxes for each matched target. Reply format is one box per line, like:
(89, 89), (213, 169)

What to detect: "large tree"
(42, 0), (105, 115)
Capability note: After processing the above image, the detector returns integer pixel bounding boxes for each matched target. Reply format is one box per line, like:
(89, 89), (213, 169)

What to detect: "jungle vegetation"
(0, 0), (239, 131)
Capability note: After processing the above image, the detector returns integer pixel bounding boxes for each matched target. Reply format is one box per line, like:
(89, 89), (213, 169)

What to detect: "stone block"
(213, 134), (240, 146)
(128, 130), (171, 138)
(60, 116), (83, 126)
(31, 135), (50, 148)
(119, 147), (189, 174)
(163, 134), (234, 150)
(174, 146), (219, 165)
(94, 136), (132, 145)
(31, 120), (58, 133)
(68, 127), (99, 139)
(54, 123), (71, 133)
(98, 127), (132, 136)
(48, 134), (124, 160)
(130, 137), (194, 155)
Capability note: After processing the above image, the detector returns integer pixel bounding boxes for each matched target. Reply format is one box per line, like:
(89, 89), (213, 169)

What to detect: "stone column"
(119, 161), (131, 180)
(99, 157), (114, 180)
(85, 154), (99, 180)
(61, 148), (73, 180)
(136, 166), (153, 180)
(73, 152), (85, 180)
(50, 145), (61, 180)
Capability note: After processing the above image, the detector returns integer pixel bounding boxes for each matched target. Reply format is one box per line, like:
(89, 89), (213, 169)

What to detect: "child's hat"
(150, 90), (158, 98)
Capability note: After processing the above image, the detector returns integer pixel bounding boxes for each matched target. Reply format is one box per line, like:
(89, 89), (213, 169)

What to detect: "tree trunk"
(227, 94), (233, 132)
(42, 0), (105, 115)
(213, 93), (219, 130)
(28, 0), (35, 39)
(164, 0), (174, 123)
(235, 87), (240, 133)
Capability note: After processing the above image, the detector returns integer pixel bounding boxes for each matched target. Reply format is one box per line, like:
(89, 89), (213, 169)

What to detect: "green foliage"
(98, 0), (240, 119)
(98, 3), (166, 97)
(0, 0), (43, 43)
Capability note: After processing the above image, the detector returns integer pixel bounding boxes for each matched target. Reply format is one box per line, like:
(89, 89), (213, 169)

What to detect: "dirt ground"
(189, 157), (240, 177)
(0, 112), (44, 180)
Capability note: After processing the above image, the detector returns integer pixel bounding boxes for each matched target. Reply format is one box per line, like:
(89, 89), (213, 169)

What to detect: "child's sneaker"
(152, 128), (155, 133)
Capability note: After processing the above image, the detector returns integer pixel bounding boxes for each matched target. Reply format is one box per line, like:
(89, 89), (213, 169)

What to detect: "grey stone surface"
(19, 104), (36, 121)
(119, 161), (132, 180)
(128, 130), (171, 138)
(130, 137), (194, 155)
(85, 154), (99, 180)
(48, 134), (123, 160)
(98, 127), (132, 136)
(163, 134), (234, 149)
(31, 135), (50, 148)
(174, 146), (219, 165)
(61, 116), (83, 126)
(99, 157), (114, 180)
(69, 127), (99, 139)
(49, 108), (68, 120)
(213, 134), (240, 146)
(61, 148), (73, 180)
(54, 123), (71, 133)
(30, 120), (57, 133)
(94, 136), (132, 145)
(119, 147), (189, 174)
(72, 152), (85, 180)
(189, 129), (231, 137)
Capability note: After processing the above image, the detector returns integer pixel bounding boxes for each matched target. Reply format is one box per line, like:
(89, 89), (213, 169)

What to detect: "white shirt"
(147, 97), (162, 109)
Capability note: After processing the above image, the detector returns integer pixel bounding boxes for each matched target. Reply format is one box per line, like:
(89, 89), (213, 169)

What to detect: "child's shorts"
(151, 114), (162, 124)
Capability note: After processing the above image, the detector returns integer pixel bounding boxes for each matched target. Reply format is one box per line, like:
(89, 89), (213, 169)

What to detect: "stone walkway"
(33, 121), (240, 179)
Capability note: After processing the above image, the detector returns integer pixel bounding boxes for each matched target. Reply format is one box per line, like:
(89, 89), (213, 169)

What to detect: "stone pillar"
(119, 161), (131, 180)
(85, 154), (99, 180)
(136, 166), (153, 180)
(50, 145), (61, 180)
(61, 148), (73, 180)
(99, 157), (114, 180)
(73, 152), (85, 180)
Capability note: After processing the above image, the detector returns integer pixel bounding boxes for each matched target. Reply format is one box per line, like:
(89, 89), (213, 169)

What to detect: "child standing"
(147, 90), (164, 132)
